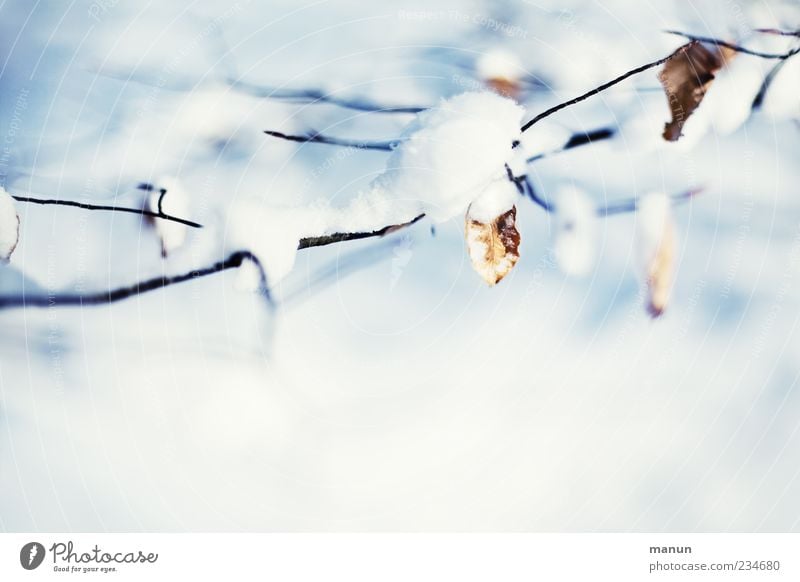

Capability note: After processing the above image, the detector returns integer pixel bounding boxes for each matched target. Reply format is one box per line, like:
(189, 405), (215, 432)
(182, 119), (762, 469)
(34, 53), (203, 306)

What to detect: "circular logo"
(20, 542), (45, 570)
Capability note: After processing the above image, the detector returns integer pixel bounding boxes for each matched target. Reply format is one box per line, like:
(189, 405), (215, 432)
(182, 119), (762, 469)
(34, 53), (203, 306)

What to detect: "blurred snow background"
(1, 0), (799, 531)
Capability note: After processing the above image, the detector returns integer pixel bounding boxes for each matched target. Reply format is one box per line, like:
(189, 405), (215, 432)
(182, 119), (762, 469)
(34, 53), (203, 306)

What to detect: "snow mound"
(374, 91), (524, 222)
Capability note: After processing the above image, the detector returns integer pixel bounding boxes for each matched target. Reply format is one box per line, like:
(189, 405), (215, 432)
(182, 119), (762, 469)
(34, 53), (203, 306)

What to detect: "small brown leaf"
(658, 41), (736, 141)
(465, 205), (520, 286)
(486, 77), (521, 100)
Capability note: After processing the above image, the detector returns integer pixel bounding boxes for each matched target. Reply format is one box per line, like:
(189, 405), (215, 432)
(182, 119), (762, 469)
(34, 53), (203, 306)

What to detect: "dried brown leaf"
(658, 41), (736, 141)
(465, 205), (520, 286)
(486, 77), (521, 100)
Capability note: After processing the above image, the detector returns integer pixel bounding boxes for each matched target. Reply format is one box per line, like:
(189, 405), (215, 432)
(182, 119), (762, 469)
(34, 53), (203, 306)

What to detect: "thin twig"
(0, 216), (426, 310)
(597, 187), (703, 216)
(520, 51), (682, 133)
(264, 130), (398, 151)
(0, 250), (265, 309)
(231, 79), (426, 114)
(11, 195), (203, 228)
(752, 28), (800, 38)
(297, 214), (425, 249)
(752, 58), (790, 109)
(526, 127), (616, 163)
(664, 30), (800, 59)
(521, 175), (554, 212)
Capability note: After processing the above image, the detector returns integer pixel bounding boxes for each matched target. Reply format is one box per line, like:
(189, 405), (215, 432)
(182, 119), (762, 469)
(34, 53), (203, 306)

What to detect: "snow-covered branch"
(3, 27), (798, 317)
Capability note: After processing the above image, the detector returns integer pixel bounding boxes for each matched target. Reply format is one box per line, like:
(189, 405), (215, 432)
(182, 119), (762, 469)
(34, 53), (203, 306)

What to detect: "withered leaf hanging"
(465, 205), (520, 286)
(636, 193), (676, 318)
(658, 41), (736, 141)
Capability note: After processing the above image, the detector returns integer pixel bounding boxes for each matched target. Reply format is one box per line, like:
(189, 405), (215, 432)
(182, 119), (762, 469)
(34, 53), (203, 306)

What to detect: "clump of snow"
(228, 92), (524, 285)
(0, 187), (20, 262)
(466, 179), (519, 222)
(762, 56), (800, 120)
(703, 54), (768, 135)
(147, 177), (189, 257)
(552, 186), (597, 276)
(227, 201), (318, 287)
(674, 51), (768, 143)
(476, 48), (525, 83)
(374, 91), (524, 222)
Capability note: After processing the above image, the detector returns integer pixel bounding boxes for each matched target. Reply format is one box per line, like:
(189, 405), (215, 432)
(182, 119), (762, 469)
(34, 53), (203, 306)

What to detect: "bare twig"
(521, 175), (554, 212)
(752, 58), (791, 109)
(752, 28), (800, 38)
(264, 130), (398, 151)
(526, 127), (616, 163)
(597, 187), (703, 216)
(520, 32), (800, 135)
(297, 214), (425, 248)
(0, 215), (426, 310)
(231, 79), (427, 114)
(516, 172), (702, 216)
(519, 51), (682, 134)
(664, 30), (800, 59)
(0, 250), (264, 309)
(11, 195), (203, 228)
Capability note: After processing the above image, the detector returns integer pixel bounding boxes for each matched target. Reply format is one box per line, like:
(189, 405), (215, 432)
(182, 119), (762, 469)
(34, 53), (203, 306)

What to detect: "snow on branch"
(263, 130), (397, 151)
(0, 250), (267, 309)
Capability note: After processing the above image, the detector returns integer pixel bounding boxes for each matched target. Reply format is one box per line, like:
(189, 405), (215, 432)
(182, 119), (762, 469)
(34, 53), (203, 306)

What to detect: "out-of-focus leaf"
(636, 193), (676, 317)
(658, 41), (736, 141)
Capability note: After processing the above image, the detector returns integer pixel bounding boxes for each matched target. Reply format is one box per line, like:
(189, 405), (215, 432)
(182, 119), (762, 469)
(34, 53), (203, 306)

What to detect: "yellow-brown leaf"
(465, 205), (520, 286)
